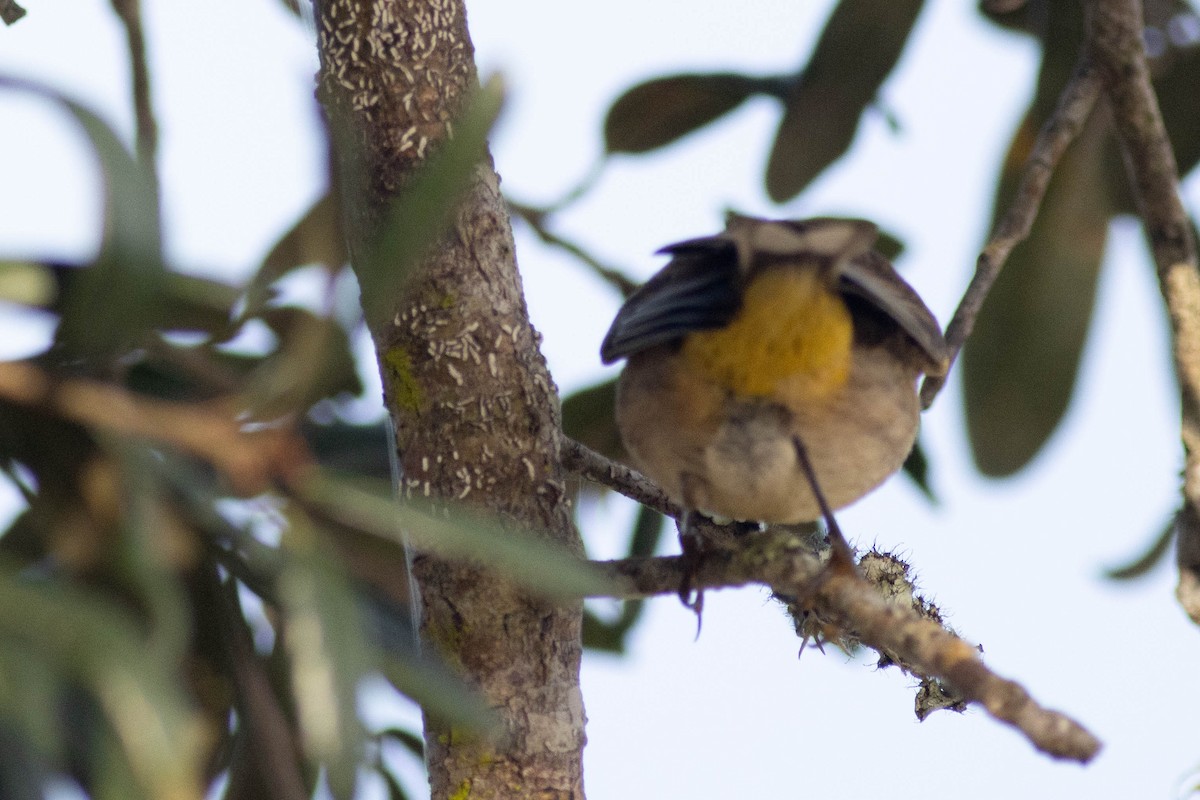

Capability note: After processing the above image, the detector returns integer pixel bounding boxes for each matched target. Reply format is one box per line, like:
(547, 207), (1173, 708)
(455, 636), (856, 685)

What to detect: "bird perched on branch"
(600, 215), (947, 550)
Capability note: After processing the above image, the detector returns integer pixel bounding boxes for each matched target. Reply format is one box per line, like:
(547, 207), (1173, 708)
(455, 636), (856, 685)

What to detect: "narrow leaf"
(378, 765), (412, 800)
(380, 654), (496, 733)
(963, 102), (1112, 476)
(0, 76), (166, 358)
(244, 191), (346, 321)
(901, 437), (935, 503)
(766, 0), (925, 201)
(0, 561), (203, 798)
(561, 378), (624, 463)
(1104, 518), (1175, 580)
(378, 727), (425, 759)
(299, 470), (613, 599)
(604, 73), (771, 155)
(276, 507), (372, 800)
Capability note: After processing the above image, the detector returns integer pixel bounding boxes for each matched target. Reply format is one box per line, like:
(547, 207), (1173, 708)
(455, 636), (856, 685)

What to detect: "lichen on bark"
(313, 1), (587, 797)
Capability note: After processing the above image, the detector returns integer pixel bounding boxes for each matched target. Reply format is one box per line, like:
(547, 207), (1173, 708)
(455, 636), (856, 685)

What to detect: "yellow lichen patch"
(383, 346), (423, 412)
(681, 267), (853, 399)
(448, 779), (472, 800)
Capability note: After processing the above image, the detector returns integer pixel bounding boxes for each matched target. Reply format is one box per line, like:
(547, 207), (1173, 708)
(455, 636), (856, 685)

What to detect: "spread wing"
(599, 237), (740, 364)
(600, 216), (880, 365)
(839, 250), (948, 373)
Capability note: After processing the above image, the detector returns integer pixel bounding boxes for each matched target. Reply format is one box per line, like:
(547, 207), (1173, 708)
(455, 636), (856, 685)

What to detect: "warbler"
(600, 214), (947, 527)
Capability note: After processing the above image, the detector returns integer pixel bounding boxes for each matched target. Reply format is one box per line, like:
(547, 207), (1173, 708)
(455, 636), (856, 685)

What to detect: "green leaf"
(582, 506), (661, 653)
(901, 437), (935, 503)
(276, 508), (372, 799)
(154, 272), (241, 337)
(379, 654), (496, 733)
(243, 191), (346, 321)
(378, 764), (413, 800)
(0, 77), (166, 359)
(0, 641), (64, 767)
(0, 261), (55, 307)
(604, 73), (775, 155)
(244, 307), (364, 416)
(765, 0), (925, 201)
(1104, 518), (1175, 580)
(357, 76), (504, 329)
(963, 101), (1112, 476)
(561, 378), (624, 463)
(302, 419), (392, 480)
(872, 230), (906, 262)
(299, 470), (614, 599)
(0, 0), (26, 26)
(978, 0), (1039, 35)
(0, 561), (203, 798)
(379, 726), (425, 759)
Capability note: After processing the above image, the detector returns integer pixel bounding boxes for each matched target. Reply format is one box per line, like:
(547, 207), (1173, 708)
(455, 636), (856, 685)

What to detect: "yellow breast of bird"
(679, 268), (853, 401)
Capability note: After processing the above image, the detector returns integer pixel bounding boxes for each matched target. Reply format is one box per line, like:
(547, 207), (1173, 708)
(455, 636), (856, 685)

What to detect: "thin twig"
(508, 201), (640, 298)
(110, 0), (159, 175)
(1083, 0), (1200, 619)
(920, 59), (1104, 408)
(560, 436), (679, 517)
(593, 529), (1101, 763)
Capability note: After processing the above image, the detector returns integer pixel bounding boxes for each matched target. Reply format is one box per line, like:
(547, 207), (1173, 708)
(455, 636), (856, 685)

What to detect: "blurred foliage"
(0, 72), (600, 799)
(4, 0), (1200, 795)
(964, 0), (1200, 478)
(602, 0), (925, 202)
(1104, 517), (1176, 580)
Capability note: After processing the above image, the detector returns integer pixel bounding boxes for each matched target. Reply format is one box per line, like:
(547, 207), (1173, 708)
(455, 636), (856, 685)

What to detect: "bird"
(600, 214), (947, 546)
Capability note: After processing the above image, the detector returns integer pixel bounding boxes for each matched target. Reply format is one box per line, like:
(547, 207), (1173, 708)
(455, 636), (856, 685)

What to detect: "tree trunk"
(312, 1), (587, 797)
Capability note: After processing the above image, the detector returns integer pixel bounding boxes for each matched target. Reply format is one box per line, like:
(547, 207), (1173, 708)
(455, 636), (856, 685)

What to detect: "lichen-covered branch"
(920, 60), (1103, 408)
(1083, 0), (1200, 622)
(592, 529), (1101, 763)
(569, 439), (1100, 761)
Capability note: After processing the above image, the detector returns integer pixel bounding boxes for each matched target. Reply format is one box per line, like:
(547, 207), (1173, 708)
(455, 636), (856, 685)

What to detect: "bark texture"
(313, 1), (586, 797)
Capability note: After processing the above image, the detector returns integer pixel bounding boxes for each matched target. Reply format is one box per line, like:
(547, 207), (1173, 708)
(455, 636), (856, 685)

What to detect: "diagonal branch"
(593, 530), (1101, 763)
(566, 436), (1101, 763)
(560, 437), (677, 517)
(508, 200), (640, 298)
(920, 59), (1103, 408)
(1083, 0), (1200, 621)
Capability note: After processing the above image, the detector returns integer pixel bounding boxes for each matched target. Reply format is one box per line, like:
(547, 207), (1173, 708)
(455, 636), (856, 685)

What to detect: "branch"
(1083, 0), (1200, 621)
(508, 201), (639, 298)
(560, 437), (677, 517)
(593, 531), (1101, 763)
(920, 59), (1103, 408)
(567, 437), (1100, 761)
(0, 360), (312, 496)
